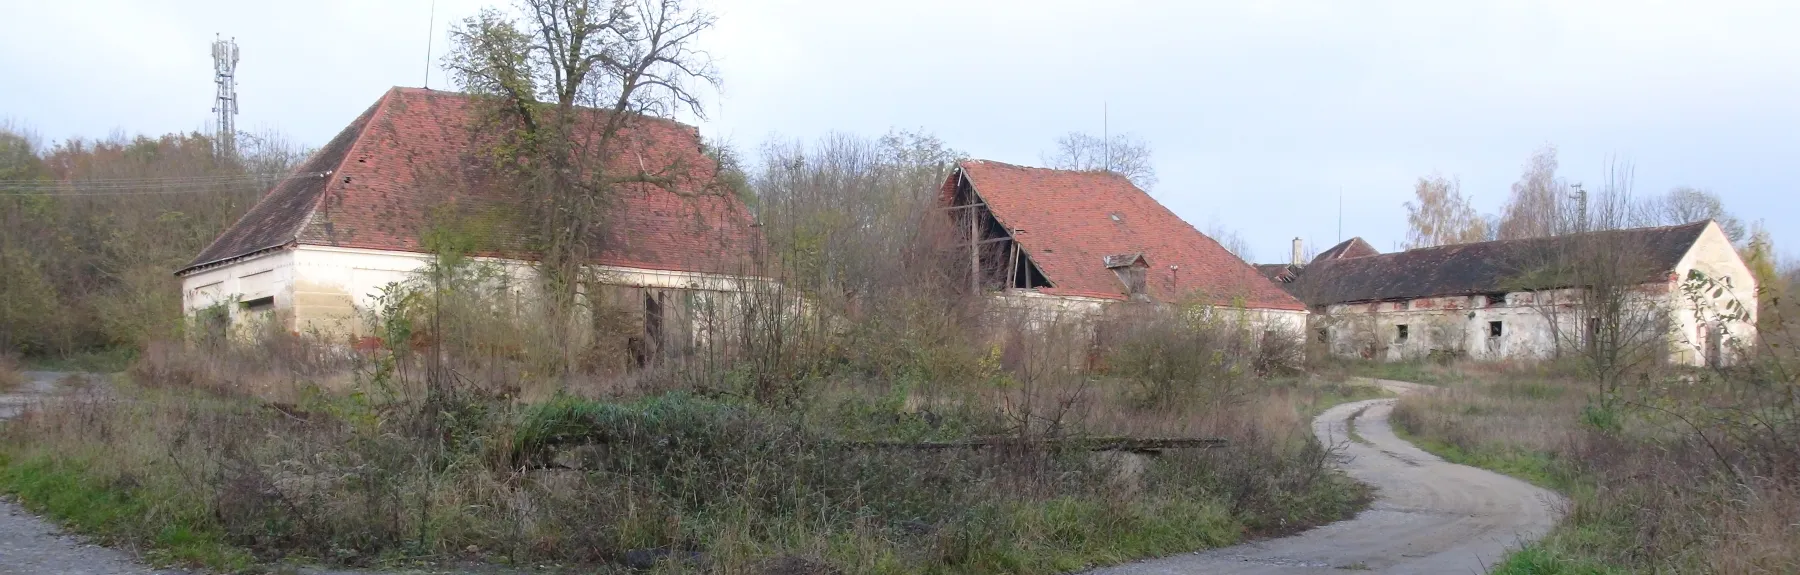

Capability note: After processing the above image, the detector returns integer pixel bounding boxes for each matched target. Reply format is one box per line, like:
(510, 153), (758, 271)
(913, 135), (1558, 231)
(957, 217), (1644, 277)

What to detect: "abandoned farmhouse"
(941, 160), (1309, 331)
(179, 87), (1756, 368)
(177, 87), (764, 365)
(178, 87), (1311, 358)
(1263, 221), (1758, 366)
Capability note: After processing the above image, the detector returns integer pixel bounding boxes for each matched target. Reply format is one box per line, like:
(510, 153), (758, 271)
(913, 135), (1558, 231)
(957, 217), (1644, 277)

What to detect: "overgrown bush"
(0, 353), (23, 392)
(1096, 302), (1304, 408)
(1392, 349), (1800, 573)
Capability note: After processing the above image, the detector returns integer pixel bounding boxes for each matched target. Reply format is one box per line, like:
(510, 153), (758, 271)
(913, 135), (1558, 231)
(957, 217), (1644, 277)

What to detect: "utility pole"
(1572, 183), (1589, 233)
(212, 35), (240, 158)
(423, 0), (436, 88)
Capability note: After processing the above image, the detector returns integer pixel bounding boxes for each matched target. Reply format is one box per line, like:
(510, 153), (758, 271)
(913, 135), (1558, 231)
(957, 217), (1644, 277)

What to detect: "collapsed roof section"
(941, 160), (1306, 311)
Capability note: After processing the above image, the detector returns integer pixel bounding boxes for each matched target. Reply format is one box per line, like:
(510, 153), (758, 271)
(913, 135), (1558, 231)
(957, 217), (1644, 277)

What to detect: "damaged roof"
(1288, 221), (1712, 306)
(1312, 237), (1380, 263)
(181, 87), (759, 276)
(947, 160), (1307, 311)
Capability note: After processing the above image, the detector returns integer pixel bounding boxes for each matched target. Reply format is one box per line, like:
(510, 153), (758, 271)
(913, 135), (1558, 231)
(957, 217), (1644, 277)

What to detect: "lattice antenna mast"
(212, 35), (240, 158)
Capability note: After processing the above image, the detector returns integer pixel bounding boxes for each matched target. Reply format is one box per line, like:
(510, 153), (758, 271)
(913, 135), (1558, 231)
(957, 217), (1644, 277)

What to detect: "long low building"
(1264, 221), (1757, 366)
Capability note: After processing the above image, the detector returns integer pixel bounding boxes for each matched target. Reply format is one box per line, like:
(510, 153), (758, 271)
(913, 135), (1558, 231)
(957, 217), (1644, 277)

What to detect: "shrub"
(0, 353), (23, 392)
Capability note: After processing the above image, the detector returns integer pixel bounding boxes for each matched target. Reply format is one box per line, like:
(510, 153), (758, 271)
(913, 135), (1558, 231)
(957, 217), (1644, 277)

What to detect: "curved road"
(1092, 380), (1563, 575)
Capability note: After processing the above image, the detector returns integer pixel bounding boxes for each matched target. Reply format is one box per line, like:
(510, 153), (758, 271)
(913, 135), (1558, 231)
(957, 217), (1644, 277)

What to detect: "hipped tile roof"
(181, 87), (759, 276)
(948, 160), (1306, 311)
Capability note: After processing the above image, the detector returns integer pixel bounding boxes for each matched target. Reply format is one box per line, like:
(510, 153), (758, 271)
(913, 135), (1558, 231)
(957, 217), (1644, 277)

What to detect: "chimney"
(1291, 237), (1304, 267)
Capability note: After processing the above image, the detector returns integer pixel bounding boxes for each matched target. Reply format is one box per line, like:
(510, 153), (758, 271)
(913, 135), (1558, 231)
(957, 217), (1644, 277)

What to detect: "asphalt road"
(1089, 380), (1563, 575)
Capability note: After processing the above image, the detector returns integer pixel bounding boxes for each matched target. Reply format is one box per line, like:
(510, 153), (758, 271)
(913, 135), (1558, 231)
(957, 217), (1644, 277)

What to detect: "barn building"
(941, 160), (1309, 332)
(175, 87), (764, 366)
(1267, 221), (1757, 365)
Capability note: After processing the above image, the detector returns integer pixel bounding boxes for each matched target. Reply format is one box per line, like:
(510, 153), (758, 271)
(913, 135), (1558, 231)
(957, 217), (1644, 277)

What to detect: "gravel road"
(1090, 379), (1563, 574)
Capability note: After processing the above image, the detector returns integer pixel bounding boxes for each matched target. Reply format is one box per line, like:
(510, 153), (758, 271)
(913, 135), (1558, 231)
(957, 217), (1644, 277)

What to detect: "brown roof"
(1255, 263), (1300, 283)
(1313, 237), (1380, 263)
(181, 87), (759, 276)
(947, 160), (1306, 311)
(1289, 221), (1710, 306)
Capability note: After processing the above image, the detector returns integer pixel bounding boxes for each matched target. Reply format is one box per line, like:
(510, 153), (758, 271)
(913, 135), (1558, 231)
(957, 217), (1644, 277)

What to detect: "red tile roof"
(948, 160), (1306, 311)
(182, 87), (760, 276)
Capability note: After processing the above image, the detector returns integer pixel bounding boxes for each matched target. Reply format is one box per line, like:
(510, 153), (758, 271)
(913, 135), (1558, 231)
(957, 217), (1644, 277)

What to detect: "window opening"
(644, 292), (666, 364)
(1396, 324), (1409, 343)
(242, 296), (275, 313)
(1489, 321), (1503, 338)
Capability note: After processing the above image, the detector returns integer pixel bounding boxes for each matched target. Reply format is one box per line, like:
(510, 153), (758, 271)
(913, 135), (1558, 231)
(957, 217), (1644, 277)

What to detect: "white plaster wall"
(992, 291), (1308, 335)
(181, 245), (771, 338)
(179, 249), (297, 329)
(1320, 290), (1595, 362)
(1317, 225), (1757, 367)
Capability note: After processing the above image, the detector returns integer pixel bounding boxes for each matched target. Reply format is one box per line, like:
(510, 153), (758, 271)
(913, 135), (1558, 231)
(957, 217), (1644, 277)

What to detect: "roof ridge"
(1392, 220), (1713, 255)
(390, 86), (704, 135)
(176, 90), (394, 273)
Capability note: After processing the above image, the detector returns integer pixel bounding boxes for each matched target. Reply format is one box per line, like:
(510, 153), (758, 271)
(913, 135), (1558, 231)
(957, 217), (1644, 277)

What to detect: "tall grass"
(0, 294), (1371, 573)
(1391, 357), (1800, 574)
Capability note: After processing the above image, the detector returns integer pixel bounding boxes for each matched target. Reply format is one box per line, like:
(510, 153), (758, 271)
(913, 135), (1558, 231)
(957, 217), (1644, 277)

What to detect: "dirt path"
(1090, 379), (1563, 574)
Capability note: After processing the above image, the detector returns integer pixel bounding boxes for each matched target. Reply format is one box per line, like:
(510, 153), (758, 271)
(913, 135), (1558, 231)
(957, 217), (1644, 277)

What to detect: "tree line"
(0, 123), (306, 357)
(1400, 146), (1786, 296)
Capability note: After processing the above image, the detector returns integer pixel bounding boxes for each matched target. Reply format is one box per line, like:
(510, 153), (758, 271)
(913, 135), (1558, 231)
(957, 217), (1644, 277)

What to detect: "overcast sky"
(4, 0), (1796, 263)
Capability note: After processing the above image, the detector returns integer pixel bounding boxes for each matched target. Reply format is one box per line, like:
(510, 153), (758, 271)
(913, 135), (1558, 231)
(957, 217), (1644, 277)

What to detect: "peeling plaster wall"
(993, 291), (1308, 335)
(1314, 222), (1758, 366)
(179, 249), (297, 332)
(1318, 290), (1593, 362)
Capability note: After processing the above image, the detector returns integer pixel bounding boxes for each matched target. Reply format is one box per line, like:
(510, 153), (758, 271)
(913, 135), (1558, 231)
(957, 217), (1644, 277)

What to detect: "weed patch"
(0, 452), (253, 569)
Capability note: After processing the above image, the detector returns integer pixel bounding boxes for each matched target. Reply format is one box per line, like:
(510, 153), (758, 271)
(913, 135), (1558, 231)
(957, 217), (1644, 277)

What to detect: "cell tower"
(211, 35), (240, 157)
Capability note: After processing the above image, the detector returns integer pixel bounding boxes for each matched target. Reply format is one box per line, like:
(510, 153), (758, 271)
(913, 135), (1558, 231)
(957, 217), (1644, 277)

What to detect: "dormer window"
(1105, 253), (1150, 302)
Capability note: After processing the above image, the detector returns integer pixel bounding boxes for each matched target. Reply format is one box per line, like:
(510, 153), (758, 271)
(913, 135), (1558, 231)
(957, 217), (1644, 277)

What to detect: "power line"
(0, 174), (306, 188)
(0, 171), (326, 196)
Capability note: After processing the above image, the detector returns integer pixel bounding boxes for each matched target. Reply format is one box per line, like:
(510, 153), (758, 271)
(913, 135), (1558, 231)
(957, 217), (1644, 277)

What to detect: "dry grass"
(1390, 358), (1800, 574)
(0, 307), (1374, 574)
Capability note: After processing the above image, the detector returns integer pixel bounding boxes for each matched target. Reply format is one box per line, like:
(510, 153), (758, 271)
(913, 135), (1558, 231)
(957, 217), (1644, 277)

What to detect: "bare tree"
(1521, 163), (1670, 411)
(445, 0), (720, 307)
(1042, 132), (1157, 190)
(1645, 186), (1745, 243)
(1402, 174), (1489, 249)
(1203, 218), (1254, 263)
(1496, 146), (1572, 240)
(444, 0), (721, 377)
(753, 130), (964, 308)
